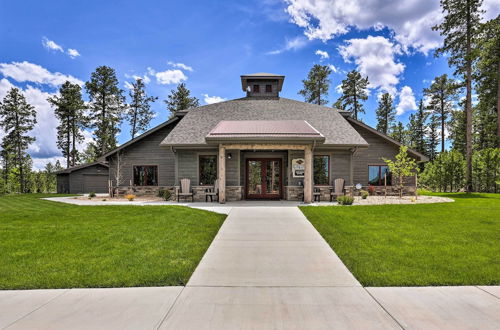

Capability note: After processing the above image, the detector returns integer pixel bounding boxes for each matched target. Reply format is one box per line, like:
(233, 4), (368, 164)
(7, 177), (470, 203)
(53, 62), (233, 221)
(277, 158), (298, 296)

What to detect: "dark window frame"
(133, 165), (158, 186)
(368, 165), (392, 186)
(253, 84), (260, 93)
(265, 84), (272, 93)
(198, 155), (217, 186)
(313, 155), (330, 186)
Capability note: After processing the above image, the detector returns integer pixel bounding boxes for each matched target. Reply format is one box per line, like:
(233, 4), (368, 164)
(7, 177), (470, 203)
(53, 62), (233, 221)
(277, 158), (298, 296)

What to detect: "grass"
(0, 194), (226, 289)
(300, 193), (500, 286)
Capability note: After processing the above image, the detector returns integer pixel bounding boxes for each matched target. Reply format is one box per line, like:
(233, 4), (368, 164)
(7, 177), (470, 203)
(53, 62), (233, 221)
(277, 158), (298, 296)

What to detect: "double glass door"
(246, 158), (282, 199)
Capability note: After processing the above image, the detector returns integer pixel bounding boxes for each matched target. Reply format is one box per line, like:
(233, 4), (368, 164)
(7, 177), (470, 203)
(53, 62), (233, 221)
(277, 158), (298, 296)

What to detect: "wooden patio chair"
(330, 178), (346, 202)
(313, 187), (321, 202)
(177, 178), (194, 202)
(204, 179), (218, 202)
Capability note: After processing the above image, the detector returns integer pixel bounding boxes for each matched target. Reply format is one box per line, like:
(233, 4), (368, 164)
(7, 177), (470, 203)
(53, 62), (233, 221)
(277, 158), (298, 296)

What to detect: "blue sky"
(0, 0), (498, 169)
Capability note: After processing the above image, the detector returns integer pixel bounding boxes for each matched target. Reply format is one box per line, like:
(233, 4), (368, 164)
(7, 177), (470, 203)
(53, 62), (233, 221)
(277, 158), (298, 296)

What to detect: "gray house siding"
(57, 164), (109, 194)
(56, 174), (69, 193)
(108, 124), (176, 187)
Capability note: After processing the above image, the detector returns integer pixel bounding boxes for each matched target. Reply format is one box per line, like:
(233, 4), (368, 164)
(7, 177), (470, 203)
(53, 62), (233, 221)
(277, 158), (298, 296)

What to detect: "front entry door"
(246, 158), (282, 199)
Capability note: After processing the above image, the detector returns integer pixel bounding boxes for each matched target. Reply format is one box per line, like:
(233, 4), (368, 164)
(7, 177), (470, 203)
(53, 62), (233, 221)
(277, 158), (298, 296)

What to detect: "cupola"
(240, 73), (285, 98)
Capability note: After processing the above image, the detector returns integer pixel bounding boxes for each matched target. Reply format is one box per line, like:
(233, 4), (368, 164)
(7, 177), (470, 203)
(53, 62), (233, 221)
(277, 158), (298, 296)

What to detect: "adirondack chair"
(204, 179), (219, 202)
(313, 187), (322, 202)
(330, 178), (346, 202)
(177, 178), (194, 202)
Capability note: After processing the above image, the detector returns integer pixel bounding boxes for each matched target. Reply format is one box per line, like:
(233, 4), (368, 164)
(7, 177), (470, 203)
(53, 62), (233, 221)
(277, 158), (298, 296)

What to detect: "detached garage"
(55, 162), (109, 194)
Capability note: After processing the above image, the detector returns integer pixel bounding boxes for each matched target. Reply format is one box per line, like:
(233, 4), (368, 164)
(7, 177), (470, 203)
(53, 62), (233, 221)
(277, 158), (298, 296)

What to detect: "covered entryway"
(245, 158), (282, 199)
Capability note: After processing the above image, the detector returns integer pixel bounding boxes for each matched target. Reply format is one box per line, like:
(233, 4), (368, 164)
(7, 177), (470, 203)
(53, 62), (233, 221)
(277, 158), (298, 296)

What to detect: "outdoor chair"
(330, 178), (346, 202)
(177, 178), (194, 202)
(313, 187), (321, 202)
(204, 179), (219, 202)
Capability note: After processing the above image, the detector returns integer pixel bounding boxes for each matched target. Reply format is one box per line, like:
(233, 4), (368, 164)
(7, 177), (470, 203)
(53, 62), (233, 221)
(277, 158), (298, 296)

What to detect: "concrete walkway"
(1, 206), (499, 329)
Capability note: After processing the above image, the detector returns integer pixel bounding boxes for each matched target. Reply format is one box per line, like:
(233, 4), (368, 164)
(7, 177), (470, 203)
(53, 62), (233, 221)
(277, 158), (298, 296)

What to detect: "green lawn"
(0, 194), (226, 289)
(300, 193), (500, 286)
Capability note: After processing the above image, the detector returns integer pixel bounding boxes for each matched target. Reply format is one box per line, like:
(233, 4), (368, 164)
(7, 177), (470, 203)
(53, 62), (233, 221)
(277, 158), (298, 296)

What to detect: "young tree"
(420, 150), (466, 192)
(383, 146), (419, 198)
(472, 148), (499, 192)
(298, 64), (332, 105)
(44, 162), (57, 192)
(164, 83), (199, 118)
(48, 81), (86, 168)
(126, 78), (157, 139)
(336, 70), (369, 120)
(376, 93), (395, 134)
(426, 115), (440, 161)
(85, 66), (125, 157)
(81, 142), (98, 163)
(474, 16), (499, 148)
(450, 106), (467, 154)
(433, 0), (483, 192)
(407, 99), (429, 156)
(0, 88), (37, 193)
(390, 122), (408, 145)
(424, 74), (459, 152)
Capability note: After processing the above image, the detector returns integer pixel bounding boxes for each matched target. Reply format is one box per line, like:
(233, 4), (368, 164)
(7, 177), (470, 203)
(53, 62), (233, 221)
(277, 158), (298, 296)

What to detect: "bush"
(125, 194), (135, 201)
(88, 192), (96, 198)
(360, 190), (369, 199)
(158, 189), (171, 201)
(337, 195), (354, 205)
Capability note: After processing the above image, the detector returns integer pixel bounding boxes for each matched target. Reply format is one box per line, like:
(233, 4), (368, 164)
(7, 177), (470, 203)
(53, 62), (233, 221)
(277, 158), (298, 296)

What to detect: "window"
(133, 165), (158, 186)
(368, 165), (392, 186)
(314, 155), (330, 185)
(253, 84), (260, 93)
(265, 84), (272, 93)
(199, 155), (217, 185)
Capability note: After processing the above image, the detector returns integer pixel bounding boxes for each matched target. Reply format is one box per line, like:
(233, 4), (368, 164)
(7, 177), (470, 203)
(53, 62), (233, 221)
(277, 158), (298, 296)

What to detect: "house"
(55, 161), (109, 194)
(56, 73), (427, 201)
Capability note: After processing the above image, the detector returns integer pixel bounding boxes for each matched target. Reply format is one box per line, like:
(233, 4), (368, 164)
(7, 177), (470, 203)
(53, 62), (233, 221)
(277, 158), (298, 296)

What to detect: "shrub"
(360, 190), (369, 199)
(88, 192), (96, 198)
(125, 194), (135, 201)
(158, 189), (171, 201)
(337, 195), (354, 205)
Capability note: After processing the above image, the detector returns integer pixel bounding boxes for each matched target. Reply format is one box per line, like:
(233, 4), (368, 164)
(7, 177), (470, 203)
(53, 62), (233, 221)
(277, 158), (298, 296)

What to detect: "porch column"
(218, 144), (226, 204)
(304, 144), (313, 203)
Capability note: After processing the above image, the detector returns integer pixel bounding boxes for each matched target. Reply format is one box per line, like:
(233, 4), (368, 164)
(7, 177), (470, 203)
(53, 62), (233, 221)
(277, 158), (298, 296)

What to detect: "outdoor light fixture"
(227, 153), (232, 159)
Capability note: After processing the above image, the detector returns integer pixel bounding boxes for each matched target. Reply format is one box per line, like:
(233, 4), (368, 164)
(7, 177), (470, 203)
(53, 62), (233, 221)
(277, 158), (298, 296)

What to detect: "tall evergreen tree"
(474, 16), (499, 148)
(336, 70), (369, 120)
(407, 99), (429, 156)
(48, 81), (86, 168)
(164, 83), (199, 118)
(427, 115), (440, 161)
(0, 88), (37, 193)
(424, 74), (459, 153)
(433, 0), (483, 191)
(375, 93), (395, 134)
(85, 66), (125, 157)
(298, 64), (332, 105)
(390, 122), (408, 145)
(126, 78), (157, 139)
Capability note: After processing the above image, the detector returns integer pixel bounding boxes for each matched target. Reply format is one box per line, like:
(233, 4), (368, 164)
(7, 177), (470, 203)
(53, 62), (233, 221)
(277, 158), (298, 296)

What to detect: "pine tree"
(81, 142), (98, 163)
(407, 99), (429, 156)
(433, 0), (483, 191)
(85, 66), (125, 157)
(0, 88), (37, 193)
(48, 81), (86, 168)
(126, 78), (157, 139)
(375, 93), (395, 134)
(390, 122), (408, 145)
(450, 102), (467, 154)
(427, 115), (440, 161)
(298, 64), (332, 105)
(424, 74), (459, 152)
(336, 70), (369, 120)
(164, 83), (199, 118)
(474, 16), (499, 148)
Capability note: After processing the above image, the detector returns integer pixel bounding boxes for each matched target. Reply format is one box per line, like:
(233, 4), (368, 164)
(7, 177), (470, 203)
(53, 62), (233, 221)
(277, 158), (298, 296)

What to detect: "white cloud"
(267, 36), (308, 54)
(0, 61), (83, 87)
(315, 49), (329, 60)
(285, 0), (443, 54)
(42, 37), (63, 52)
(328, 64), (338, 73)
(396, 85), (417, 115)
(124, 81), (134, 90)
(124, 72), (151, 85)
(67, 48), (81, 59)
(482, 0), (500, 20)
(167, 61), (194, 72)
(155, 69), (187, 85)
(203, 94), (226, 104)
(339, 36), (404, 95)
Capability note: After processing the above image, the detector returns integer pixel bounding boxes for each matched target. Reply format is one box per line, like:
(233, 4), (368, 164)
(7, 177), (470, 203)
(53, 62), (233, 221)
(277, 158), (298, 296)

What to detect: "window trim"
(253, 84), (260, 93)
(132, 165), (159, 186)
(313, 155), (330, 186)
(198, 154), (218, 186)
(368, 164), (391, 186)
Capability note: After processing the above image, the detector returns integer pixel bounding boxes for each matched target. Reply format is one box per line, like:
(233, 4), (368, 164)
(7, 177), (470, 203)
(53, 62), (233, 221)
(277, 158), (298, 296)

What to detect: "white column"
(218, 145), (226, 204)
(304, 145), (313, 203)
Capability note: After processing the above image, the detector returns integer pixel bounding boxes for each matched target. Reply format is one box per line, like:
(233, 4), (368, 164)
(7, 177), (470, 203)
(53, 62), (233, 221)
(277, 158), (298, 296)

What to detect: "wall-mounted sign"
(292, 158), (305, 178)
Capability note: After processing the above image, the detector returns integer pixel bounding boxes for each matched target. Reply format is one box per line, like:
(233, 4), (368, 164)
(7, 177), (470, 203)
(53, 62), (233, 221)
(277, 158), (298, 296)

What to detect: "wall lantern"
(227, 153), (232, 160)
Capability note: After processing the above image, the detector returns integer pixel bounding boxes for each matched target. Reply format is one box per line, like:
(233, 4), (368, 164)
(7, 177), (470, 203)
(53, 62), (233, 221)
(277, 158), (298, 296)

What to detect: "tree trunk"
(71, 118), (76, 167)
(465, 0), (473, 192)
(440, 92), (445, 153)
(67, 116), (71, 168)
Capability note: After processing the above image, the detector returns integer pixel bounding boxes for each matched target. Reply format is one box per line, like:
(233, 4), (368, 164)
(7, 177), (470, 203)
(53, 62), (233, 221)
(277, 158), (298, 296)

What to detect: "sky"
(0, 0), (499, 169)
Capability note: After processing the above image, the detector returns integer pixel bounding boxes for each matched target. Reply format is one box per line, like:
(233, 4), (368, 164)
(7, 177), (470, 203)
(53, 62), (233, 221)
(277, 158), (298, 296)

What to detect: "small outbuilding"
(55, 161), (109, 194)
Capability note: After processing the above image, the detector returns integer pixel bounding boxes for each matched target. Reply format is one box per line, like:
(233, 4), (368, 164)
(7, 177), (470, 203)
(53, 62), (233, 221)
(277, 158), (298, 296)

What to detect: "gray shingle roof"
(161, 97), (368, 147)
